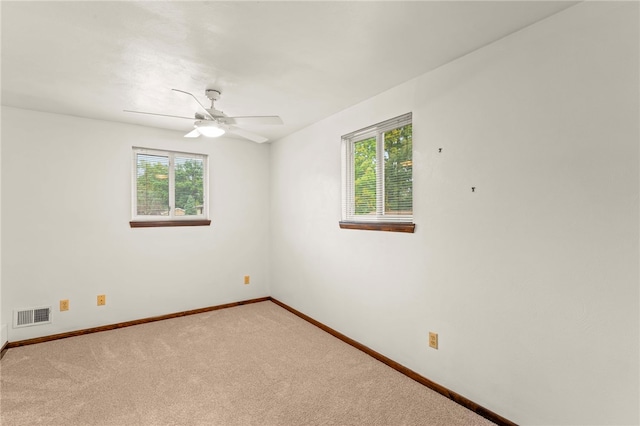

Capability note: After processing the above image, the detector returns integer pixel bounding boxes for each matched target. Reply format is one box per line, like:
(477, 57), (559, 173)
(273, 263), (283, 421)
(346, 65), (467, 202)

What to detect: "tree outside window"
(133, 148), (207, 221)
(343, 113), (413, 228)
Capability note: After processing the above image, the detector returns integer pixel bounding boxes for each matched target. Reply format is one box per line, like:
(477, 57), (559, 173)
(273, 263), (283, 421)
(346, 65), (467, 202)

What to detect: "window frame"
(340, 113), (414, 233)
(130, 147), (210, 228)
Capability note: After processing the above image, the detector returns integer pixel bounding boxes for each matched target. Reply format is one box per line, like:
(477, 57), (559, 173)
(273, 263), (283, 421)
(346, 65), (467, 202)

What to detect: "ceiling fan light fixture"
(126, 89), (281, 142)
(195, 120), (225, 137)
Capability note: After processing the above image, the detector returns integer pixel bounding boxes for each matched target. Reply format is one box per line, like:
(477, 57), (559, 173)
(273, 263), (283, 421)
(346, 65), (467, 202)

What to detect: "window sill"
(339, 221), (415, 233)
(130, 220), (211, 228)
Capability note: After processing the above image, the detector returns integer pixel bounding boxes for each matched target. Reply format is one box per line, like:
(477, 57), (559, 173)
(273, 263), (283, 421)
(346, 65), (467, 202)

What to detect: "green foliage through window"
(354, 137), (377, 215)
(136, 154), (170, 216)
(175, 157), (204, 215)
(343, 113), (413, 223)
(384, 124), (412, 215)
(134, 149), (207, 219)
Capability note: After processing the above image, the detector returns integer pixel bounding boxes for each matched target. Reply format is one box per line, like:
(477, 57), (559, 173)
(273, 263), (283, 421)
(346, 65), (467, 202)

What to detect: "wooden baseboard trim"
(6, 296), (270, 349)
(0, 340), (8, 360)
(269, 297), (517, 426)
(4, 295), (515, 425)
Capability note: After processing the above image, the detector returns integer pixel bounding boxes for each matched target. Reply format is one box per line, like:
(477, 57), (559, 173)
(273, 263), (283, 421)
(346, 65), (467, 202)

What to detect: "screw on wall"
(472, 187), (476, 192)
(438, 148), (442, 153)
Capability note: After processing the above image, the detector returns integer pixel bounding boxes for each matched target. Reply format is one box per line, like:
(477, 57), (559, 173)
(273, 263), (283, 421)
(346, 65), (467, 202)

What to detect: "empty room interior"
(1, 1), (638, 425)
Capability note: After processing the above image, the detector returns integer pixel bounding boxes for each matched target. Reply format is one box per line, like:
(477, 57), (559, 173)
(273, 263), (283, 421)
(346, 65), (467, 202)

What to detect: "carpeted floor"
(0, 301), (494, 425)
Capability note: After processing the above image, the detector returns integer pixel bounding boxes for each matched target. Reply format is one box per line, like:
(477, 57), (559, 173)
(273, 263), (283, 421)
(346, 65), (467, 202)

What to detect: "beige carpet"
(0, 301), (494, 425)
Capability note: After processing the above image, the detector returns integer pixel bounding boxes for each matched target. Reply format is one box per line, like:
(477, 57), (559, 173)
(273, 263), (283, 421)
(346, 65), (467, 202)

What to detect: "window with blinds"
(341, 113), (413, 231)
(132, 147), (208, 224)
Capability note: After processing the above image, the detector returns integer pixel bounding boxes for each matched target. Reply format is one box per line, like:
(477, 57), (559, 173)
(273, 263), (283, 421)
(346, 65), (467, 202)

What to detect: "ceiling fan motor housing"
(206, 89), (221, 101)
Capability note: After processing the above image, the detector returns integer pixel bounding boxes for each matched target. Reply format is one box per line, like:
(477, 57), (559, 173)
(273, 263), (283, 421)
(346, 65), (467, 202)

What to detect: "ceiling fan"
(124, 89), (283, 143)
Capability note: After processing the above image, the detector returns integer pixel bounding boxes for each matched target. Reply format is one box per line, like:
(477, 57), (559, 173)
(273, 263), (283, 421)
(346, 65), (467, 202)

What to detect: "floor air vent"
(14, 306), (52, 328)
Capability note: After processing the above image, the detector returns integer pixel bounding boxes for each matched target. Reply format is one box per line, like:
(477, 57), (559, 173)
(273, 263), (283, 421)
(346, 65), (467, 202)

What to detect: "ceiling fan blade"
(226, 115), (283, 126)
(171, 89), (215, 120)
(184, 129), (201, 138)
(123, 110), (194, 120)
(227, 126), (269, 143)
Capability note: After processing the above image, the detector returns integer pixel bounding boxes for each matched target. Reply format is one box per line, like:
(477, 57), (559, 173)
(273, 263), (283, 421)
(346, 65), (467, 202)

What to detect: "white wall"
(269, 3), (638, 425)
(1, 107), (270, 342)
(0, 103), (4, 348)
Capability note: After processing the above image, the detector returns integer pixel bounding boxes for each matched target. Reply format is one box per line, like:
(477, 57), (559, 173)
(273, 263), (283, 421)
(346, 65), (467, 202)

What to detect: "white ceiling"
(1, 1), (577, 143)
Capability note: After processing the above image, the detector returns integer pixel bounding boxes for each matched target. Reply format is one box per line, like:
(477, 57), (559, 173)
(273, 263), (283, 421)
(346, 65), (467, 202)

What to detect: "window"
(340, 113), (414, 233)
(130, 147), (210, 227)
